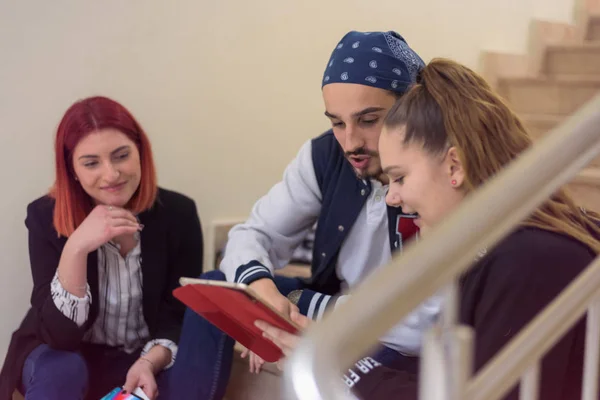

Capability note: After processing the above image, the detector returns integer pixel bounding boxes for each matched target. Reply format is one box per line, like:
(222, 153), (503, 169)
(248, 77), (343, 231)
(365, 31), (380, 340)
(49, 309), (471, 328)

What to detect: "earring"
(451, 179), (457, 186)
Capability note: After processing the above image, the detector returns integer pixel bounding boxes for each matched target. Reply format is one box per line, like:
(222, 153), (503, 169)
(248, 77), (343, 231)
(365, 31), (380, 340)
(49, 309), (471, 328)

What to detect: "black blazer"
(0, 187), (204, 399)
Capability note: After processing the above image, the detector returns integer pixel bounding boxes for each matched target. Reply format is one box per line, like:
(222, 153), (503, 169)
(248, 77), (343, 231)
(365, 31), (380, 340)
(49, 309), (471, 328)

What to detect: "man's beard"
(354, 165), (383, 180)
(345, 147), (381, 179)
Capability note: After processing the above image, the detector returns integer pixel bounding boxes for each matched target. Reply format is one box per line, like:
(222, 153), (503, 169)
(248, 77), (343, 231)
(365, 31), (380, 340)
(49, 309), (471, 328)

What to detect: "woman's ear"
(446, 147), (465, 188)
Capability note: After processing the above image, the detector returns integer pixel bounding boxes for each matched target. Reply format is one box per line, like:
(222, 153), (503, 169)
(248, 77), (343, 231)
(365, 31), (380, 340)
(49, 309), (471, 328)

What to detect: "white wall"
(0, 0), (574, 360)
(533, 0), (575, 23)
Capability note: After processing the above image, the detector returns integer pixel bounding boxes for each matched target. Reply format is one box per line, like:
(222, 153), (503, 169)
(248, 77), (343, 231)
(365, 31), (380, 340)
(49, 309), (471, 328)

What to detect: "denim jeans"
(20, 276), (229, 400)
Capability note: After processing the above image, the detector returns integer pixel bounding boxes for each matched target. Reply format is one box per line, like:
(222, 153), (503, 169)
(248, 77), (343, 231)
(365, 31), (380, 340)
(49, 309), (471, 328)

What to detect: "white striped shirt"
(51, 237), (177, 368)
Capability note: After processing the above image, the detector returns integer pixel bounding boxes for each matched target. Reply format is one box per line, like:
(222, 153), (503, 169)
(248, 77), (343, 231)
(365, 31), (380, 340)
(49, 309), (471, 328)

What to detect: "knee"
(180, 269), (228, 331)
(54, 351), (88, 386)
(25, 346), (88, 393)
(179, 270), (227, 333)
(200, 269), (226, 281)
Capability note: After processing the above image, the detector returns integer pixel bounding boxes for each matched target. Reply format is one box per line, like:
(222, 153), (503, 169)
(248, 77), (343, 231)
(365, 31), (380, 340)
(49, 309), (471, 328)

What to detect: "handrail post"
(449, 326), (474, 400)
(519, 362), (540, 400)
(582, 296), (600, 400)
(420, 326), (447, 400)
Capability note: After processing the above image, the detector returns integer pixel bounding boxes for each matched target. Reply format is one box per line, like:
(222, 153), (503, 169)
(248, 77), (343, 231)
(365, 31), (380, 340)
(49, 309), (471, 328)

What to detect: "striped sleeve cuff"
(50, 272), (91, 327)
(296, 290), (349, 321)
(234, 260), (273, 285)
(142, 339), (178, 370)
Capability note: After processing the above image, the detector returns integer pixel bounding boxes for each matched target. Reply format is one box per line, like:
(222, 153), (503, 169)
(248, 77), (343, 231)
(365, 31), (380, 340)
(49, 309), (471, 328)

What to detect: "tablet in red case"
(173, 278), (300, 363)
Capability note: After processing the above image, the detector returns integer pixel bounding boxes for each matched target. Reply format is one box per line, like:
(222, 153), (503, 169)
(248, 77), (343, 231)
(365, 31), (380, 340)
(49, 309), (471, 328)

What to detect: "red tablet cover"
(173, 283), (299, 363)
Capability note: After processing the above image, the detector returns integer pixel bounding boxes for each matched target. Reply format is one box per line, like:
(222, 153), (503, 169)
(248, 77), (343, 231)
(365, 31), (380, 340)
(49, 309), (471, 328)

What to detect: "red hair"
(50, 96), (158, 237)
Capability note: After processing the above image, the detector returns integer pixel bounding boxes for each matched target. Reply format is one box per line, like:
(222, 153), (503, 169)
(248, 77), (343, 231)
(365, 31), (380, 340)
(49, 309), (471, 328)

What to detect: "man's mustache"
(345, 147), (379, 157)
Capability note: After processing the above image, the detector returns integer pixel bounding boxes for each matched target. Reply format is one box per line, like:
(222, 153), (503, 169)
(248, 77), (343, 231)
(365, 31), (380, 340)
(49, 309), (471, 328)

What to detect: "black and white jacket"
(220, 130), (442, 356)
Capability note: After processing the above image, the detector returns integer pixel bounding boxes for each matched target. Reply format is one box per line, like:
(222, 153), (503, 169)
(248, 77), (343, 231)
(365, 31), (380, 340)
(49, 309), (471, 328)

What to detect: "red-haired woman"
(0, 96), (204, 400)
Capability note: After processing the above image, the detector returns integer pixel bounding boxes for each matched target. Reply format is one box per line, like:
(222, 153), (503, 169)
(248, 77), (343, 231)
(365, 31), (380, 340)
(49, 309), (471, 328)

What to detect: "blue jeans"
(20, 294), (222, 400)
(178, 270), (414, 400)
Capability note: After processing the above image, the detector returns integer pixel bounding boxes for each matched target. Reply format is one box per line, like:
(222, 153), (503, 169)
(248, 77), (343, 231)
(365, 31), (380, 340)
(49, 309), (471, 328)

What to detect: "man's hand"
(240, 348), (265, 374)
(255, 311), (311, 371)
(249, 278), (299, 317)
(244, 278), (299, 373)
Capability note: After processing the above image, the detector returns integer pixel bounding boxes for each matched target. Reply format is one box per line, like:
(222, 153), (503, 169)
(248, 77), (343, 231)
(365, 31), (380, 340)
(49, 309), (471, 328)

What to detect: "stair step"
(568, 167), (600, 213)
(573, 167), (600, 184)
(226, 358), (282, 400)
(225, 343), (283, 400)
(544, 42), (600, 76)
(497, 76), (600, 115)
(587, 14), (600, 41)
(519, 112), (600, 208)
(521, 114), (563, 138)
(522, 114), (600, 169)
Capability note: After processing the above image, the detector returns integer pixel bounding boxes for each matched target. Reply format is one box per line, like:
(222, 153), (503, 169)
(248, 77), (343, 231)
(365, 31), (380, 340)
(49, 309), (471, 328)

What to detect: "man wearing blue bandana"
(172, 31), (442, 399)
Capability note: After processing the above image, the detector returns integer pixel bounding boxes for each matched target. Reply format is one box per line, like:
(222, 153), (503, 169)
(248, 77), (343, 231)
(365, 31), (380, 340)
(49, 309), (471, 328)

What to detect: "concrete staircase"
(491, 10), (600, 212)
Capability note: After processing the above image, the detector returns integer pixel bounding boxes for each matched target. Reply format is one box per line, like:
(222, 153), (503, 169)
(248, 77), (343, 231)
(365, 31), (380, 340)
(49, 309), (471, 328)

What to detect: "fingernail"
(138, 224), (145, 231)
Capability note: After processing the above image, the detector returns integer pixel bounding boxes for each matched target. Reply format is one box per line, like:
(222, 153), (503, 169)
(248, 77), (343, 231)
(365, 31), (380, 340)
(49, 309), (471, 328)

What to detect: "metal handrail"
(283, 93), (600, 400)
